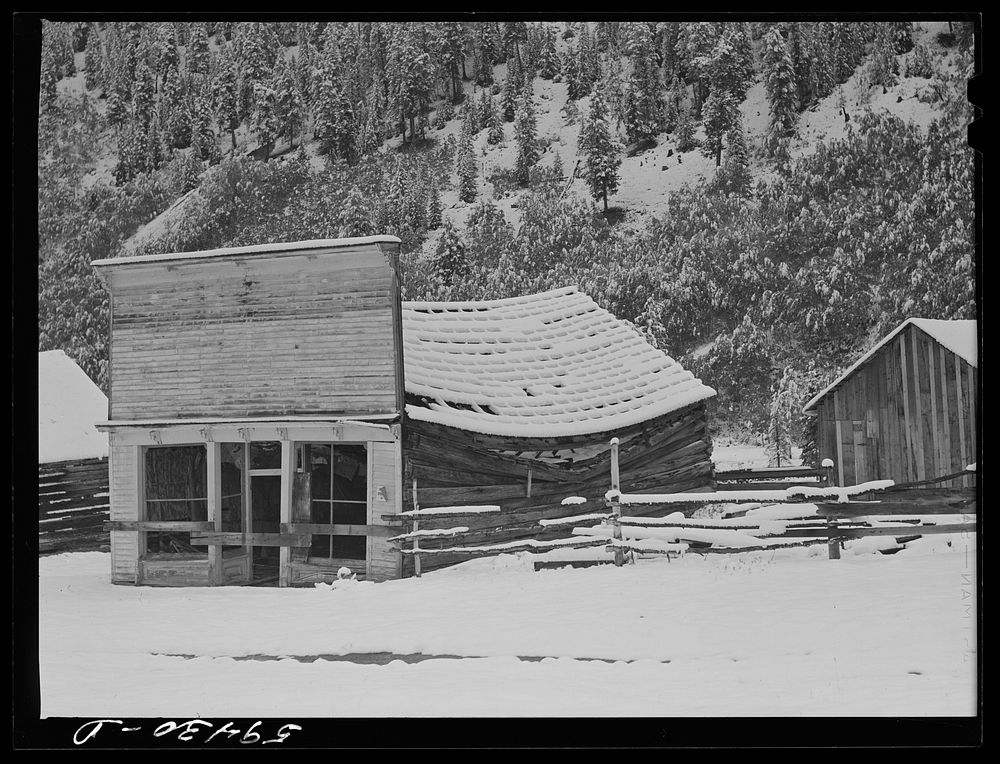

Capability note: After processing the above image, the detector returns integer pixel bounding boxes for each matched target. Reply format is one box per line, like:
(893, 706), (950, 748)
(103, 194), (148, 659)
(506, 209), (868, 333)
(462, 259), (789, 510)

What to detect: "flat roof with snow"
(91, 236), (402, 268)
(39, 350), (109, 463)
(402, 286), (716, 438)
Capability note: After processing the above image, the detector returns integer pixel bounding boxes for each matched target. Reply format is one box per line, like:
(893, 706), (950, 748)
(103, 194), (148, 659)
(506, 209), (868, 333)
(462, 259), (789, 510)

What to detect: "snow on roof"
(38, 351), (109, 463)
(803, 318), (977, 413)
(91, 236), (401, 268)
(402, 286), (716, 437)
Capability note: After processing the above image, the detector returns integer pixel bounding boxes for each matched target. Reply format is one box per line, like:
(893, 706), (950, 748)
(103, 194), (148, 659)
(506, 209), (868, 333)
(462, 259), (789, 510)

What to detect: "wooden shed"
(803, 318), (978, 488)
(93, 238), (716, 586)
(38, 350), (111, 554)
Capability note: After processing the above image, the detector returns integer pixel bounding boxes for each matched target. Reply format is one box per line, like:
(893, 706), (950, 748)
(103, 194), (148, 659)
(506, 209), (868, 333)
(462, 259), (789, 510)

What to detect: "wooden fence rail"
(388, 447), (977, 573)
(38, 458), (110, 555)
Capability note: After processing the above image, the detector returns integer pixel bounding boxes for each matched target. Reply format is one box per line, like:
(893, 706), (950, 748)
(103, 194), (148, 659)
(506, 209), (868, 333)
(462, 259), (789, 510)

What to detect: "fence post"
(411, 477), (422, 578)
(827, 515), (841, 560)
(610, 438), (623, 566)
(822, 458), (835, 487)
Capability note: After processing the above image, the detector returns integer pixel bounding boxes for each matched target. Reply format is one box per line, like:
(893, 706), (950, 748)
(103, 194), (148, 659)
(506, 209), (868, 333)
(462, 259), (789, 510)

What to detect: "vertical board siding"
(927, 342), (942, 481)
(109, 443), (139, 583)
(368, 440), (401, 581)
(954, 348), (968, 488)
(814, 327), (976, 490)
(938, 345), (955, 488)
(108, 251), (400, 420)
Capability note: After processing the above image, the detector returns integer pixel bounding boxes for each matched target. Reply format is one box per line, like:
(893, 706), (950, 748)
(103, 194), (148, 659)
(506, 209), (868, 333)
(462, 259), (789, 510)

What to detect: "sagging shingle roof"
(402, 286), (716, 437)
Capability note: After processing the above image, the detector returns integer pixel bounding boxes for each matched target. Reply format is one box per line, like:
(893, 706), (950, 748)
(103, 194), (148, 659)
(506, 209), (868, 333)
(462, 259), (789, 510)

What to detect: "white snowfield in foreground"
(39, 542), (977, 718)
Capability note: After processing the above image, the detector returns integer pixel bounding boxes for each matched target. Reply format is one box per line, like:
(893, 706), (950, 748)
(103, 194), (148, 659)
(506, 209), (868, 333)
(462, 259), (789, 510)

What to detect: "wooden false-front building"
(803, 318), (978, 488)
(94, 238), (716, 586)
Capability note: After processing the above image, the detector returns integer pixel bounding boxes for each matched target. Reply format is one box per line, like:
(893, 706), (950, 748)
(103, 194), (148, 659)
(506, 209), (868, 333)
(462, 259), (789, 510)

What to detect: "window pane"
(220, 443), (245, 534)
(333, 535), (366, 560)
(145, 445), (207, 502)
(143, 446), (207, 555)
(333, 445), (366, 502)
(250, 441), (282, 469)
(309, 444), (331, 499)
(332, 501), (367, 525)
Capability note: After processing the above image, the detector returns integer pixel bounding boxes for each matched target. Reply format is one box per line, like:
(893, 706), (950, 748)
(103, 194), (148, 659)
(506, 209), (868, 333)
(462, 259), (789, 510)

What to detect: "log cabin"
(38, 350), (111, 554)
(803, 318), (978, 488)
(92, 237), (716, 586)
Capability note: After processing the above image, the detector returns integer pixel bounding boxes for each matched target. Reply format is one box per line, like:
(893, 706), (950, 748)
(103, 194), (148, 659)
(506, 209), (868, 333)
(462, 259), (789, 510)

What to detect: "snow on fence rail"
(389, 446), (977, 575)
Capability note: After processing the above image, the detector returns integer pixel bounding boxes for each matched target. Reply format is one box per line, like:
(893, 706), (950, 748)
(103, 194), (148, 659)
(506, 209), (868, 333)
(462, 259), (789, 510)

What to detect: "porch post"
(206, 442), (223, 585)
(278, 439), (294, 587)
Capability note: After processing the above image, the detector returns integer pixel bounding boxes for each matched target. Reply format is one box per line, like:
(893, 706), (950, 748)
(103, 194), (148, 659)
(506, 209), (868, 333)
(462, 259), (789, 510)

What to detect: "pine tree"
(456, 126), (478, 202)
(156, 22), (180, 92)
(272, 54), (303, 148)
(831, 22), (863, 84)
(578, 89), (621, 212)
(187, 22), (210, 78)
(513, 89), (538, 186)
(676, 21), (719, 116)
(250, 77), (280, 151)
(338, 185), (375, 237)
(190, 87), (219, 163)
(83, 24), (105, 95)
(160, 63), (192, 149)
(427, 179), (443, 230)
(486, 101), (505, 145)
(212, 44), (240, 151)
(236, 22), (278, 122)
(809, 23), (836, 99)
(675, 100), (697, 152)
(433, 219), (468, 285)
(717, 119), (751, 196)
(563, 41), (583, 100)
(502, 21), (528, 69)
(538, 27), (561, 80)
(702, 88), (739, 166)
(867, 24), (901, 89)
(502, 55), (523, 121)
(313, 54), (356, 162)
(786, 23), (814, 109)
(623, 23), (663, 142)
(762, 25), (798, 152)
(131, 59), (156, 130)
(441, 21), (466, 101)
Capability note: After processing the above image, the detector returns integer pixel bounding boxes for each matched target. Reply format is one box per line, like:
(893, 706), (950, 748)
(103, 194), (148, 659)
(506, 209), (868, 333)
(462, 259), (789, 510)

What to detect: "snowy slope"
(38, 350), (109, 463)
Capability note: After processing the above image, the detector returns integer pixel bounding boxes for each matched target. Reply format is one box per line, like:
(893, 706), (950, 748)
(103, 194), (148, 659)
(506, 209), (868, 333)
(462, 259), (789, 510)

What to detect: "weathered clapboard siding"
(102, 249), (399, 420)
(109, 443), (139, 584)
(813, 324), (977, 487)
(368, 440), (402, 581)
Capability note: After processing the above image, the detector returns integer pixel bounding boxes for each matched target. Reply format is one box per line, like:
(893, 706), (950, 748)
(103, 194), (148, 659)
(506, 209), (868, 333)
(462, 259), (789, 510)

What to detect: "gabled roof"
(803, 318), (978, 413)
(39, 350), (109, 463)
(401, 286), (716, 438)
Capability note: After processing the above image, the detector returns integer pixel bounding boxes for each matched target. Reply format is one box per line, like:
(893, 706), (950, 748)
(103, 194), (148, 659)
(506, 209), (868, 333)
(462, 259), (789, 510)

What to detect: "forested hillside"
(36, 19), (977, 464)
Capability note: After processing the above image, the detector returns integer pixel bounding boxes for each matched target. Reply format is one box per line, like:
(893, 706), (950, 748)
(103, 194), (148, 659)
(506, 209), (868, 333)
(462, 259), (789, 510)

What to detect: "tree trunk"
(602, 185), (608, 212)
(716, 143), (722, 167)
(230, 128), (236, 151)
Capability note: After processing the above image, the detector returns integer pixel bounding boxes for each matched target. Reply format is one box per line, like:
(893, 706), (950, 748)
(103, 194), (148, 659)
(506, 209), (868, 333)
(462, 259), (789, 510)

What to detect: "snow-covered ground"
(40, 536), (977, 718)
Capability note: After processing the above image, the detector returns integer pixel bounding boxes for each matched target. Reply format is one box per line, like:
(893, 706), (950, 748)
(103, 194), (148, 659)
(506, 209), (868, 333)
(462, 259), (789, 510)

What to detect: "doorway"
(248, 441), (283, 584)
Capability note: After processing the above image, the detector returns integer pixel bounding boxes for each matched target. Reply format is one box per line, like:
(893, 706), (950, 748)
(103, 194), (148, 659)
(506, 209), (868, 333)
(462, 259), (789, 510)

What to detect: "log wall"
(38, 457), (110, 555)
(814, 325), (978, 488)
(401, 402), (713, 575)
